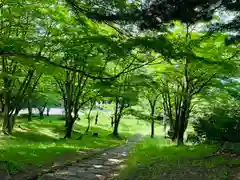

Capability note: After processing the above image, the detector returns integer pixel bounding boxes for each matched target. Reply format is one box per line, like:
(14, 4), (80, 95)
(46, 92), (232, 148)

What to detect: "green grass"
(119, 137), (240, 180)
(0, 112), (152, 174)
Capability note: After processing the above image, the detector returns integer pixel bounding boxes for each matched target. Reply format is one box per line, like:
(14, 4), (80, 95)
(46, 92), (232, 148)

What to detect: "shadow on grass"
(12, 131), (58, 142)
(0, 114), (144, 175)
(2, 135), (124, 174)
(119, 137), (240, 180)
(1, 118), (126, 174)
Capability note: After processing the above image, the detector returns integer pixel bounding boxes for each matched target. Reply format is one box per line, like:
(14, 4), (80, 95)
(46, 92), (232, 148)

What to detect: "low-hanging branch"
(0, 51), (159, 80)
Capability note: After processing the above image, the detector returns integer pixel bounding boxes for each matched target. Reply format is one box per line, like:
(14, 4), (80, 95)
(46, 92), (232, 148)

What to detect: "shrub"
(193, 105), (240, 143)
(186, 132), (201, 144)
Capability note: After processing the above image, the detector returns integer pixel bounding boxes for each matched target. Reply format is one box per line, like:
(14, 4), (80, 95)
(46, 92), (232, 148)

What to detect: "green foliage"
(0, 1), (240, 178)
(118, 137), (236, 180)
(186, 132), (201, 144)
(32, 75), (60, 107)
(193, 103), (240, 143)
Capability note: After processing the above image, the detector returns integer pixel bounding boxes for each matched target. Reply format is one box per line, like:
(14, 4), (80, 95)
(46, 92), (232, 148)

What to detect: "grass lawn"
(0, 111), (152, 174)
(118, 137), (240, 180)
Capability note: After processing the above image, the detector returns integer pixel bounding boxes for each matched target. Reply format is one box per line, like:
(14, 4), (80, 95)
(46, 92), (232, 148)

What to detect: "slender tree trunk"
(47, 107), (50, 116)
(2, 90), (10, 135)
(177, 115), (185, 146)
(113, 98), (118, 127)
(151, 118), (155, 138)
(38, 106), (45, 119)
(111, 116), (114, 127)
(95, 112), (99, 125)
(2, 103), (9, 135)
(113, 118), (120, 136)
(85, 102), (95, 133)
(39, 111), (44, 119)
(0, 96), (4, 113)
(7, 115), (15, 134)
(38, 103), (47, 119)
(7, 108), (20, 135)
(113, 99), (124, 137)
(149, 98), (157, 138)
(64, 106), (68, 127)
(150, 106), (155, 138)
(85, 123), (90, 133)
(177, 99), (188, 145)
(28, 99), (32, 121)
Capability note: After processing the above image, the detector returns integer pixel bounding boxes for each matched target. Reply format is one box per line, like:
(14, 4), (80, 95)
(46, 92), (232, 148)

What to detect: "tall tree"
(150, 22), (239, 145)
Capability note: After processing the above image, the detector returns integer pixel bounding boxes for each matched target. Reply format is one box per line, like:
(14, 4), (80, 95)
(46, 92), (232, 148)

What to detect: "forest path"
(39, 134), (142, 180)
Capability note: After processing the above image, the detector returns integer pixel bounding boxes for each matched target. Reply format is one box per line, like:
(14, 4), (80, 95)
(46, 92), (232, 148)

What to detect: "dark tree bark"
(151, 118), (155, 138)
(38, 103), (46, 119)
(150, 103), (155, 138)
(95, 111), (99, 125)
(111, 116), (114, 127)
(64, 115), (75, 138)
(113, 117), (120, 136)
(2, 97), (10, 135)
(112, 97), (125, 137)
(148, 94), (160, 138)
(113, 98), (120, 136)
(28, 99), (32, 121)
(39, 111), (44, 119)
(0, 94), (4, 113)
(47, 107), (50, 116)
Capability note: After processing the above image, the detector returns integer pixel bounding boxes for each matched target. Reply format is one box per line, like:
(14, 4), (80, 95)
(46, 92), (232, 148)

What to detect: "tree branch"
(190, 72), (217, 97)
(0, 51), (158, 80)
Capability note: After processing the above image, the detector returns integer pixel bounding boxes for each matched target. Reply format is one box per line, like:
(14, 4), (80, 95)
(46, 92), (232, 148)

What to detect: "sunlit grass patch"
(1, 113), (148, 173)
(119, 137), (239, 180)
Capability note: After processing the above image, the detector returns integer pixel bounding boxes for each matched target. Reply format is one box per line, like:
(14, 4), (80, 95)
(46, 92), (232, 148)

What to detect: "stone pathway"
(39, 134), (142, 180)
(231, 167), (240, 180)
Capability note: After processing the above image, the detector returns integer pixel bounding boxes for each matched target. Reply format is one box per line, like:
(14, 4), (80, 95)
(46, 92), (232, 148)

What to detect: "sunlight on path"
(39, 134), (142, 180)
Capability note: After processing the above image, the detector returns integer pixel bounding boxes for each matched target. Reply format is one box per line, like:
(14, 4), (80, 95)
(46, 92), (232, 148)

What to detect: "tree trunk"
(28, 99), (32, 121)
(38, 104), (46, 119)
(176, 100), (188, 145)
(39, 111), (44, 119)
(63, 104), (68, 127)
(177, 115), (185, 146)
(172, 119), (178, 141)
(113, 99), (124, 137)
(5, 108), (20, 135)
(111, 116), (114, 127)
(85, 101), (95, 133)
(2, 94), (10, 135)
(64, 115), (75, 138)
(85, 122), (90, 133)
(177, 133), (184, 145)
(47, 107), (50, 116)
(113, 118), (120, 136)
(85, 113), (91, 133)
(7, 115), (15, 135)
(151, 118), (155, 138)
(95, 112), (99, 125)
(65, 116), (68, 127)
(149, 100), (156, 138)
(0, 97), (4, 113)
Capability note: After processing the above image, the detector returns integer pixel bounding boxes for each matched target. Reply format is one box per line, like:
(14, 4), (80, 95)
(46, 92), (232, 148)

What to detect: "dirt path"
(39, 134), (142, 180)
(230, 167), (240, 180)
